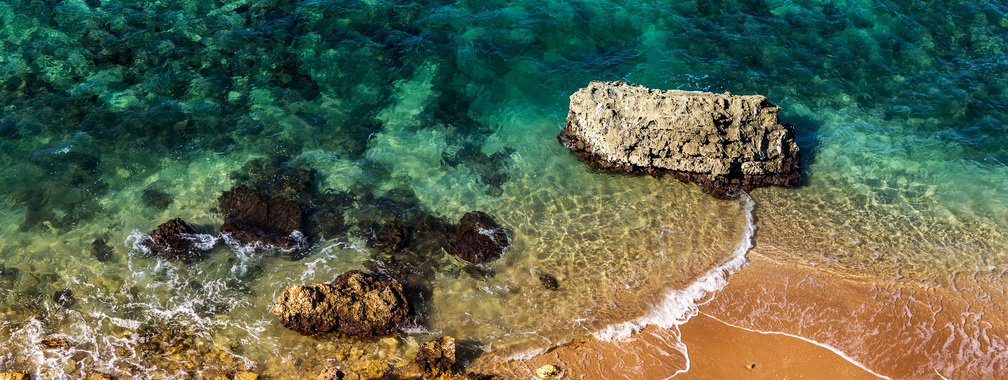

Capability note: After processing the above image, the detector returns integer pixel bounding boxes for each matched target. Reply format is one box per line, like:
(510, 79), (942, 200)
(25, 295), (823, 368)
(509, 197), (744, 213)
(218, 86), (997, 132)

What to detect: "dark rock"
(447, 211), (508, 263)
(463, 264), (495, 280)
(538, 274), (560, 290)
(558, 81), (801, 198)
(53, 289), (76, 308)
(142, 218), (204, 262)
(270, 270), (410, 337)
(416, 336), (457, 377)
(361, 220), (411, 252)
(219, 186), (305, 251)
(91, 238), (114, 262)
(141, 188), (174, 210)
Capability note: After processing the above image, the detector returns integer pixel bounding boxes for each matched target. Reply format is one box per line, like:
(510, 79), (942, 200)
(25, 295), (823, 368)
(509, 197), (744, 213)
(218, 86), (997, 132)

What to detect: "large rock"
(447, 211), (508, 263)
(270, 270), (410, 337)
(142, 218), (204, 262)
(219, 186), (305, 250)
(416, 336), (457, 377)
(558, 81), (801, 197)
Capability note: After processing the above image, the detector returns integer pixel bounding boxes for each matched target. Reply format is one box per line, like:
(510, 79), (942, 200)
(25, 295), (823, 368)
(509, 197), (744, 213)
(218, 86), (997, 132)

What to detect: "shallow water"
(1, 0), (1006, 378)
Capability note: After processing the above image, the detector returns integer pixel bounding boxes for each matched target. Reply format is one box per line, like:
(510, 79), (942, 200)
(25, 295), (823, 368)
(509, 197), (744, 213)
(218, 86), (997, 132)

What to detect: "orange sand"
(483, 250), (1008, 379)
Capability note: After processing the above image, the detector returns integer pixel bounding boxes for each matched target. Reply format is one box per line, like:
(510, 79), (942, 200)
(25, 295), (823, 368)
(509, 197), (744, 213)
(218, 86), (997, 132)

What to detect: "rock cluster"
(559, 81), (801, 197)
(270, 270), (410, 337)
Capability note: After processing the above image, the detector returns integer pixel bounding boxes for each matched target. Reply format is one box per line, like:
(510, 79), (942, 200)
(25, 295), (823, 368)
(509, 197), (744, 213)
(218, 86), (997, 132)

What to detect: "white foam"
(593, 193), (756, 341)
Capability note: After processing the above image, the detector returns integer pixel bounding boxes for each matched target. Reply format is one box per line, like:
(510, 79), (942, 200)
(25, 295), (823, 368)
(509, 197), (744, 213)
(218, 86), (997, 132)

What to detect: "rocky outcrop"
(270, 270), (410, 337)
(558, 81), (801, 198)
(219, 186), (305, 250)
(447, 211), (508, 263)
(416, 336), (457, 377)
(142, 218), (205, 262)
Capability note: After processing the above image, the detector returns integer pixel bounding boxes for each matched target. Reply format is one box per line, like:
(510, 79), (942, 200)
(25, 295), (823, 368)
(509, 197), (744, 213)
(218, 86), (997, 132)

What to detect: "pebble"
(535, 364), (562, 379)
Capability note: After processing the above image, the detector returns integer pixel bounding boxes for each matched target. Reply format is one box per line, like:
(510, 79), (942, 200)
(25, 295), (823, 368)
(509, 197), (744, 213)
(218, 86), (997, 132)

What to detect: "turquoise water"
(1, 0), (1006, 378)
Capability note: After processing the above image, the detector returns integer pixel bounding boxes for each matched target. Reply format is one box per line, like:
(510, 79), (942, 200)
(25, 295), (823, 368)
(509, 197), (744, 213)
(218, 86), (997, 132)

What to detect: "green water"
(1, 0), (1006, 378)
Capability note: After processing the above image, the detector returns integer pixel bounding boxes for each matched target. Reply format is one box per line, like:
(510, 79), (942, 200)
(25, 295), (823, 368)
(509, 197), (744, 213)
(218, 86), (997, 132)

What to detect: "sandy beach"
(486, 249), (1008, 379)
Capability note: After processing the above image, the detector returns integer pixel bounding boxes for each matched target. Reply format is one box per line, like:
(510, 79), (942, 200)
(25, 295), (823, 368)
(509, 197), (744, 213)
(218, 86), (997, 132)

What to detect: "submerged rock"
(538, 274), (560, 290)
(52, 289), (76, 308)
(219, 186), (305, 251)
(416, 336), (457, 377)
(558, 81), (801, 198)
(361, 219), (411, 253)
(270, 270), (410, 337)
(143, 218), (205, 262)
(141, 188), (174, 210)
(91, 238), (114, 262)
(447, 211), (508, 263)
(0, 372), (29, 380)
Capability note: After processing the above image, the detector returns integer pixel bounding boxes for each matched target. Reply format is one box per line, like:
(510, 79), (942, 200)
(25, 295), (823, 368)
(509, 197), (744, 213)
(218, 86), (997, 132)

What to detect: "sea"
(0, 0), (1005, 378)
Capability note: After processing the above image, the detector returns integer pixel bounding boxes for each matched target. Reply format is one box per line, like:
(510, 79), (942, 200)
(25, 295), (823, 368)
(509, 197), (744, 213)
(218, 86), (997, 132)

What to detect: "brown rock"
(362, 220), (411, 252)
(84, 374), (113, 380)
(558, 81), (801, 198)
(270, 270), (410, 337)
(219, 186), (305, 250)
(0, 373), (29, 380)
(416, 336), (457, 377)
(233, 370), (258, 380)
(538, 274), (560, 290)
(447, 211), (508, 263)
(143, 218), (204, 262)
(316, 367), (354, 380)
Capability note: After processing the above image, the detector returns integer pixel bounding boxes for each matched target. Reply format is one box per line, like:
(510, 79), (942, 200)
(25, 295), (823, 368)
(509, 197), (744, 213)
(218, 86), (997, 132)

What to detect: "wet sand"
(488, 249), (1008, 379)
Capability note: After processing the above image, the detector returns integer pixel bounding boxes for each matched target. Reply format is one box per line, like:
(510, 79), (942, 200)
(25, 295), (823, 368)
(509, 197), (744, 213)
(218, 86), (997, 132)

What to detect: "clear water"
(0, 0), (1005, 378)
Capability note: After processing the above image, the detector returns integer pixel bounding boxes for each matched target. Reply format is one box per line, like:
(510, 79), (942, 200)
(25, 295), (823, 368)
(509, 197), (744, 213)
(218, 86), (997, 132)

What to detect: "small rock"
(142, 218), (204, 262)
(39, 337), (70, 349)
(233, 370), (258, 380)
(535, 364), (562, 379)
(316, 367), (348, 380)
(85, 373), (114, 380)
(52, 290), (76, 308)
(447, 211), (508, 263)
(0, 373), (29, 380)
(91, 238), (114, 262)
(538, 274), (559, 290)
(416, 336), (456, 377)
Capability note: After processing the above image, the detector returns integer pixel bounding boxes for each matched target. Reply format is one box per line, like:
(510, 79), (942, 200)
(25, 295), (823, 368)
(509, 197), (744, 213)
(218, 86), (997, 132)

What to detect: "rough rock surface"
(558, 81), (801, 197)
(143, 218), (204, 262)
(416, 336), (457, 377)
(219, 186), (305, 250)
(270, 270), (410, 337)
(447, 211), (508, 263)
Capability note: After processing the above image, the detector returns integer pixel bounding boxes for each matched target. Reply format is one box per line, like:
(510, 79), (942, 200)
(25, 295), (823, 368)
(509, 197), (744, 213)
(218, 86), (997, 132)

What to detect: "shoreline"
(480, 250), (1008, 379)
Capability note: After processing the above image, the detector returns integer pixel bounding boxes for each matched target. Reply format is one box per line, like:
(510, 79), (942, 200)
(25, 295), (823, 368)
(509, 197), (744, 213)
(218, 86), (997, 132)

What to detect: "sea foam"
(593, 192), (756, 341)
